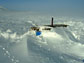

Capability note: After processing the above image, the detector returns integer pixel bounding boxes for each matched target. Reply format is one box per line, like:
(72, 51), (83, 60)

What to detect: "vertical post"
(51, 17), (53, 26)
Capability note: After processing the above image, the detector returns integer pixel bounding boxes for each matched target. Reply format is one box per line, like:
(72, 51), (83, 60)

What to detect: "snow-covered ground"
(0, 10), (84, 63)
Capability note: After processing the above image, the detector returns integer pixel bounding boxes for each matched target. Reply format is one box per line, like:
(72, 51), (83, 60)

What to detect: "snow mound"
(0, 6), (8, 11)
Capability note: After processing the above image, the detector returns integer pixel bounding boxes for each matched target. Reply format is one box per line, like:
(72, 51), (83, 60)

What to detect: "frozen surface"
(0, 11), (84, 63)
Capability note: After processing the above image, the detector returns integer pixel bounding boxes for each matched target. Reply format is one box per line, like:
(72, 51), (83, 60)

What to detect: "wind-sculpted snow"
(0, 11), (84, 63)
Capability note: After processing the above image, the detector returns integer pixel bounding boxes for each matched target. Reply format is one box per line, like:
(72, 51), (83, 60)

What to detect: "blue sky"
(0, 0), (84, 16)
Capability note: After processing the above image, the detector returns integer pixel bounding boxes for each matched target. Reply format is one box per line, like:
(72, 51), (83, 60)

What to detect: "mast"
(51, 17), (53, 26)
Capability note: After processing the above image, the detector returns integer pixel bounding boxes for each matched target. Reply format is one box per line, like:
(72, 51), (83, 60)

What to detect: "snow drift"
(0, 11), (84, 63)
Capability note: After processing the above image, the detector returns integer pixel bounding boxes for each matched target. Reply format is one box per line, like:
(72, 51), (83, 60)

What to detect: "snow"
(0, 11), (84, 63)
